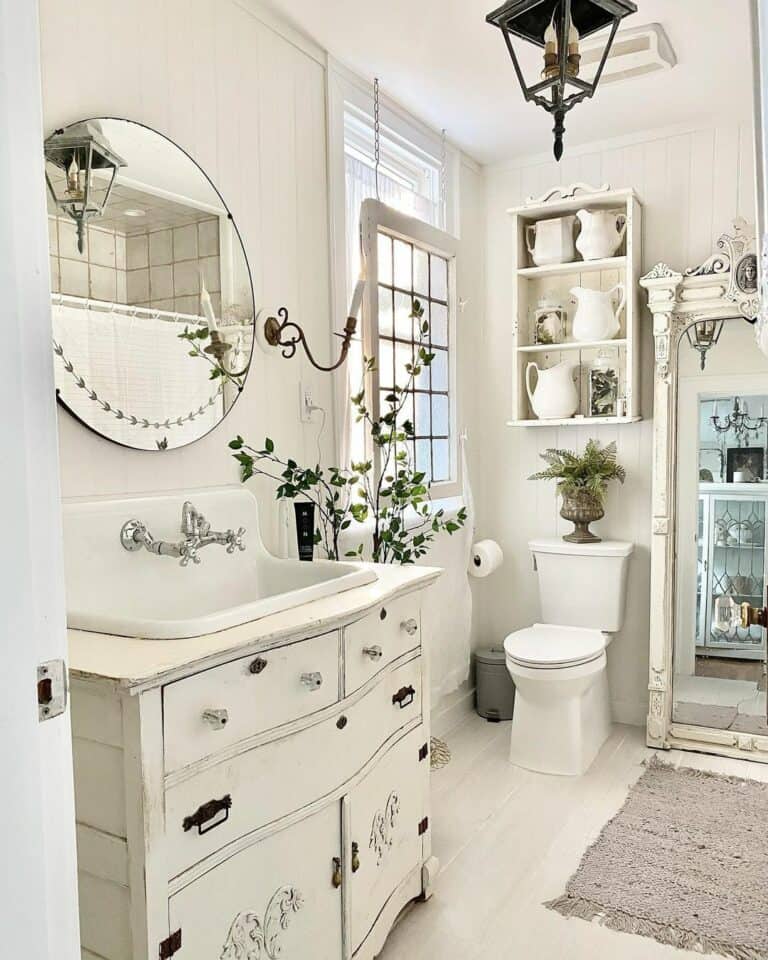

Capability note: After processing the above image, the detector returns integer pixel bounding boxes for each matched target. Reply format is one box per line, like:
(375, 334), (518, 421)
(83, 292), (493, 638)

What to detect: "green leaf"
(265, 437), (275, 454)
(229, 436), (244, 450)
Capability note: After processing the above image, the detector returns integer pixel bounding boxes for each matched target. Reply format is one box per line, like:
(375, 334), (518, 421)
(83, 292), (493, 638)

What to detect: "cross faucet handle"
(225, 527), (247, 554)
(179, 539), (201, 567)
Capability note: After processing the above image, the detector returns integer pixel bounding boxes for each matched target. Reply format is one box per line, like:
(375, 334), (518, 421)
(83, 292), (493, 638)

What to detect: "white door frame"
(0, 1), (79, 957)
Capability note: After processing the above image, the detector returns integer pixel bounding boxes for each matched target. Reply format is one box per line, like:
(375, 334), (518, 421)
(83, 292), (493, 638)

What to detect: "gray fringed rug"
(547, 757), (768, 959)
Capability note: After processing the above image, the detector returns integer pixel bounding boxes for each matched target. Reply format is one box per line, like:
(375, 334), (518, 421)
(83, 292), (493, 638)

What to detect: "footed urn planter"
(560, 491), (604, 544)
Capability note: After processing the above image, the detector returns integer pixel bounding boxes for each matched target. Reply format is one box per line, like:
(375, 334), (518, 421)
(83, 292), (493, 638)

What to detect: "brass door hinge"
(418, 742), (429, 762)
(418, 816), (429, 836)
(159, 929), (182, 959)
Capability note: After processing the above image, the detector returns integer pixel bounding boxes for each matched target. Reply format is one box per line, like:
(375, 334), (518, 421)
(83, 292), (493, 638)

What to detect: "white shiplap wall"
(476, 120), (757, 724)
(39, 0), (334, 552)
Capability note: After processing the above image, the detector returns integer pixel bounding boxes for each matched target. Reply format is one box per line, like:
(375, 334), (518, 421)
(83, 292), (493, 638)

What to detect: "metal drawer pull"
(332, 857), (342, 888)
(300, 672), (323, 690)
(363, 644), (383, 661)
(201, 708), (229, 729)
(351, 841), (361, 873)
(392, 685), (416, 709)
(249, 656), (268, 674)
(401, 618), (419, 636)
(182, 794), (232, 835)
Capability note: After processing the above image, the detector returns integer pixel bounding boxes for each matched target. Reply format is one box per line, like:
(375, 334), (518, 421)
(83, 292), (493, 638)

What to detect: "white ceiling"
(267, 0), (756, 165)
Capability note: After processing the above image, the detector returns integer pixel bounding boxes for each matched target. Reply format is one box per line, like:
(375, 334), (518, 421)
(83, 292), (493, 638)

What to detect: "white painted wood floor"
(379, 715), (768, 960)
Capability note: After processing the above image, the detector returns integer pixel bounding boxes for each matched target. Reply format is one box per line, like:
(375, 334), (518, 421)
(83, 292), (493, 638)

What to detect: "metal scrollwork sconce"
(263, 306), (359, 372)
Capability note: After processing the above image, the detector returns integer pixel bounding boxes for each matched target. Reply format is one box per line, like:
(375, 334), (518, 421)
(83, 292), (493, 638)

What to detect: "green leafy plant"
(529, 439), (626, 503)
(178, 325), (246, 391)
(229, 298), (467, 564)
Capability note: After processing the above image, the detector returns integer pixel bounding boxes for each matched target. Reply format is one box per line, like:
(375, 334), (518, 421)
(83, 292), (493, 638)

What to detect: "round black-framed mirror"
(45, 117), (255, 451)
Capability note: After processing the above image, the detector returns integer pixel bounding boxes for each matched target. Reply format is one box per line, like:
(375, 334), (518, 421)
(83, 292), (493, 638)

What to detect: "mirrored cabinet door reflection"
(698, 488), (767, 658)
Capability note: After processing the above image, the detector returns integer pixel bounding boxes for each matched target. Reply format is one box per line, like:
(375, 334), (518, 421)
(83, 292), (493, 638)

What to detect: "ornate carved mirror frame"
(640, 220), (766, 762)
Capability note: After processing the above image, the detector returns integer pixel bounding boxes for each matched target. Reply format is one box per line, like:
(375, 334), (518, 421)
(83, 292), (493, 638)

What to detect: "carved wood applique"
(369, 791), (400, 866)
(220, 887), (304, 960)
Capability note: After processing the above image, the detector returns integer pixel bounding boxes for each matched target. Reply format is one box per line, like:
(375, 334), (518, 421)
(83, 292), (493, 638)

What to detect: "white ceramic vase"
(525, 360), (579, 420)
(526, 215), (576, 266)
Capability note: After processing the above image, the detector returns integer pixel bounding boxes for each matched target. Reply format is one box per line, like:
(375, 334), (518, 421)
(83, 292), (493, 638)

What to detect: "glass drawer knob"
(402, 618), (419, 636)
(363, 645), (383, 661)
(301, 672), (323, 690)
(202, 708), (229, 729)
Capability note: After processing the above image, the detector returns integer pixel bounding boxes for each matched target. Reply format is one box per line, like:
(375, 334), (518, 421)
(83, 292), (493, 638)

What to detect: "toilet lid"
(504, 624), (606, 667)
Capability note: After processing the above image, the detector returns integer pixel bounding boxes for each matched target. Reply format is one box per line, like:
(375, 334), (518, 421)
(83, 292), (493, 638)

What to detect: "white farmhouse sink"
(63, 486), (376, 639)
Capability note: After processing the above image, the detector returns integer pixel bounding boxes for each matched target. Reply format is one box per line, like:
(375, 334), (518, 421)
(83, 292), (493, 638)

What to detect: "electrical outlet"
(300, 383), (315, 423)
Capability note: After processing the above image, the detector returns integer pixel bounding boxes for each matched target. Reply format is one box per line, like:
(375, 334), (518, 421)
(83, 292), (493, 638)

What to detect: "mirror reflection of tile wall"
(49, 214), (222, 317)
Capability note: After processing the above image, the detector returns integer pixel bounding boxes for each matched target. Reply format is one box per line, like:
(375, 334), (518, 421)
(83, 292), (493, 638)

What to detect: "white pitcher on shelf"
(575, 209), (627, 260)
(525, 360), (579, 420)
(525, 215), (576, 267)
(570, 284), (625, 342)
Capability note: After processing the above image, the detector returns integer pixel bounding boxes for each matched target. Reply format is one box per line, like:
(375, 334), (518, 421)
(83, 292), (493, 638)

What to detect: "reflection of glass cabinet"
(697, 484), (768, 658)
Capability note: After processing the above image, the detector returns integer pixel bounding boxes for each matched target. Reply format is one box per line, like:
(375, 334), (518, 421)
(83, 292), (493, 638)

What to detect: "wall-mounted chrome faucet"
(120, 501), (246, 566)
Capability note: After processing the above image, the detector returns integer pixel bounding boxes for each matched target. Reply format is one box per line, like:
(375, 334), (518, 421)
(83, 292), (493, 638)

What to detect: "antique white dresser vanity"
(67, 490), (440, 960)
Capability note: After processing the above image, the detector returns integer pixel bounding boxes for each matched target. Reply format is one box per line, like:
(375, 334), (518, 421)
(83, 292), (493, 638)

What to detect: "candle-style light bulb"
(544, 15), (557, 52)
(66, 155), (81, 198)
(566, 15), (581, 78)
(542, 14), (559, 80)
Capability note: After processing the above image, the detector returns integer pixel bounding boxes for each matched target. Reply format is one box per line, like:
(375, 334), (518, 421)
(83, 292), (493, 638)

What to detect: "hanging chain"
(440, 127), (447, 227)
(374, 77), (381, 201)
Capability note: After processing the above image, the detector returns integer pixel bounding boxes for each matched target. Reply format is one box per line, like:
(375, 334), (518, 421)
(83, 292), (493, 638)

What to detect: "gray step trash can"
(475, 647), (516, 722)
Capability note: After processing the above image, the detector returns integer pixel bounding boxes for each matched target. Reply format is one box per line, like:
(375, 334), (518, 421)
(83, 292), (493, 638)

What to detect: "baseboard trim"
(611, 698), (648, 727)
(431, 685), (476, 737)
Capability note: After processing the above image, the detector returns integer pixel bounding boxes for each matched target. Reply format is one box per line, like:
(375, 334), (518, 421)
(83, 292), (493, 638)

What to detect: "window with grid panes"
(376, 231), (452, 484)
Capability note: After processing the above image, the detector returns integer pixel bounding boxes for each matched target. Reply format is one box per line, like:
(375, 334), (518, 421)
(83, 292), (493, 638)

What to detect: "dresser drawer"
(165, 655), (423, 880)
(163, 631), (341, 774)
(344, 593), (421, 695)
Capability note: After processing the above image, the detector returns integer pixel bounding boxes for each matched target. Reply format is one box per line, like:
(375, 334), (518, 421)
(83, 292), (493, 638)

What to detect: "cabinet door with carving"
(169, 800), (342, 960)
(347, 726), (429, 955)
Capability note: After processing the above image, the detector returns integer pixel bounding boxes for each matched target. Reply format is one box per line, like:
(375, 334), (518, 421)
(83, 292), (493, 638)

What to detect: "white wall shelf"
(516, 338), (628, 354)
(507, 185), (643, 427)
(506, 415), (642, 428)
(517, 255), (626, 279)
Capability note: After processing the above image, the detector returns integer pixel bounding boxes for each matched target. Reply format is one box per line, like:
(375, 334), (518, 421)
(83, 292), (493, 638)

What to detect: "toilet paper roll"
(469, 540), (504, 578)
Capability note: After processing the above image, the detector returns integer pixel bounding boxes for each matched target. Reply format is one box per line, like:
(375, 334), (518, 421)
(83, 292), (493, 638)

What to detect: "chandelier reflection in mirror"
(710, 396), (768, 443)
(46, 118), (255, 451)
(485, 0), (637, 160)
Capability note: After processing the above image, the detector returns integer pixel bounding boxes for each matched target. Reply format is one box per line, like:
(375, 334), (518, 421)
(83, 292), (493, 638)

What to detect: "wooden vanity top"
(68, 563), (441, 692)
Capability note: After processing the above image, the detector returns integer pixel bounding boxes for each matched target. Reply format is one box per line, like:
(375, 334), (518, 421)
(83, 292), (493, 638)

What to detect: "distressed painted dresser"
(68, 564), (440, 960)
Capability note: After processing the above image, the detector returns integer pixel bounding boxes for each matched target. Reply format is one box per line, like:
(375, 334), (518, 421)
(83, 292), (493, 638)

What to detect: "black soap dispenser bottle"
(294, 501), (316, 561)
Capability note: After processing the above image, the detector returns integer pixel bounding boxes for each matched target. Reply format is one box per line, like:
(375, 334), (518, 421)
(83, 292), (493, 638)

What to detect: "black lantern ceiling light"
(486, 0), (637, 160)
(44, 120), (125, 254)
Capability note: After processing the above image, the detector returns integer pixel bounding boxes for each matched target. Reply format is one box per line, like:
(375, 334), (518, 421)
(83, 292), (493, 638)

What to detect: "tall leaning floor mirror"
(638, 0), (768, 760)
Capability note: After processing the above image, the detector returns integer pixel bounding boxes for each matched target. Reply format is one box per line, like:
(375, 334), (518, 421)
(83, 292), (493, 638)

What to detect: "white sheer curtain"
(339, 154), (436, 468)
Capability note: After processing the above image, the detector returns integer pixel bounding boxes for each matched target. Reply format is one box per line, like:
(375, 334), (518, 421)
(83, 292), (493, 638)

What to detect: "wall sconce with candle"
(260, 275), (365, 372)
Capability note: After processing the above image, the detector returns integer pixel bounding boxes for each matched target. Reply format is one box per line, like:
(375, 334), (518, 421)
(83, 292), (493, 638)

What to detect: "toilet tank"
(530, 538), (633, 632)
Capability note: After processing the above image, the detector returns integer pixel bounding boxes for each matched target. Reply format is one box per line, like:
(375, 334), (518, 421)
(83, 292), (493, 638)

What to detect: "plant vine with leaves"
(229, 298), (466, 563)
(178, 325), (246, 392)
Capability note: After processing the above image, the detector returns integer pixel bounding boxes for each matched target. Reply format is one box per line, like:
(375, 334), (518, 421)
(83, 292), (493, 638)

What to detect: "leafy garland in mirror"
(228, 299), (467, 564)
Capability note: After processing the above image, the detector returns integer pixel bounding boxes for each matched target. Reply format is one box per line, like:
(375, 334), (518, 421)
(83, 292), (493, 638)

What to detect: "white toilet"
(504, 538), (633, 776)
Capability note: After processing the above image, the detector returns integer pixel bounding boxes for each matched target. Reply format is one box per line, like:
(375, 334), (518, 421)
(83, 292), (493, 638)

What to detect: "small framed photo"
(726, 446), (764, 483)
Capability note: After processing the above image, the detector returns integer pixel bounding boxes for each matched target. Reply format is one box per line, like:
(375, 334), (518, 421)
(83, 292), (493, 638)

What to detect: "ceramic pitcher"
(575, 209), (627, 261)
(525, 360), (579, 420)
(525, 215), (576, 267)
(570, 284), (625, 342)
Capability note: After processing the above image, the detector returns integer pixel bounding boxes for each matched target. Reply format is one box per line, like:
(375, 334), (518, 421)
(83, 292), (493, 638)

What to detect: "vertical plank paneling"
(482, 118), (756, 725)
(711, 124), (741, 244)
(687, 128), (716, 269)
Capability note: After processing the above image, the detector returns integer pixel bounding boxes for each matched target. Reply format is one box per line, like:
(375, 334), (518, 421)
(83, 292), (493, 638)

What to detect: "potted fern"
(529, 439), (626, 544)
